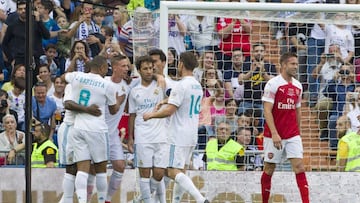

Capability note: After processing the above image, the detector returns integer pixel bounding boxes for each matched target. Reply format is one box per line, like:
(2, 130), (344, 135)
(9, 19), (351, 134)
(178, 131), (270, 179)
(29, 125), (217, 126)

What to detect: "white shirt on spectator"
(325, 25), (354, 59)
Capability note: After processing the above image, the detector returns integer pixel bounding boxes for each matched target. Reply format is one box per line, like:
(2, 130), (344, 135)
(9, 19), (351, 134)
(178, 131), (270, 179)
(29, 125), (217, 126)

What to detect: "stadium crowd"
(0, 0), (359, 202)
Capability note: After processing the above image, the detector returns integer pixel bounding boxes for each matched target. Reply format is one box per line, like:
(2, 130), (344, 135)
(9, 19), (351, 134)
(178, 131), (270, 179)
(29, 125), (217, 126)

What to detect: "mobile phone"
(325, 53), (335, 58)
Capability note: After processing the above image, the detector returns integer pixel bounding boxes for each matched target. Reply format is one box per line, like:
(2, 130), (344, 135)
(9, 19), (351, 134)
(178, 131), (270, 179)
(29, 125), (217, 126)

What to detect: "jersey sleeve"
(42, 146), (57, 164)
(337, 140), (349, 160)
(128, 89), (136, 114)
(64, 72), (76, 84)
(105, 82), (117, 106)
(262, 79), (277, 104)
(63, 84), (73, 102)
(168, 83), (185, 107)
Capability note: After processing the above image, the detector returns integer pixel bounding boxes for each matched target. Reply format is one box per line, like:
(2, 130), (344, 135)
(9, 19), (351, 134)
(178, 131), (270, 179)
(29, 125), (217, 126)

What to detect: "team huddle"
(57, 51), (209, 203)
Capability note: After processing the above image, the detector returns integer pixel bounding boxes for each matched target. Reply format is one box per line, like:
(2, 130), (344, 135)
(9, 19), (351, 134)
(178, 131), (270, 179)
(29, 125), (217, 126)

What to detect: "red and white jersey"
(262, 75), (302, 139)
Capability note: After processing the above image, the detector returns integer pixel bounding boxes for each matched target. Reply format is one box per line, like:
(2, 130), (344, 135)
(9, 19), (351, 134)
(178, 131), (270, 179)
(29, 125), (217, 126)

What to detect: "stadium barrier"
(0, 168), (358, 202)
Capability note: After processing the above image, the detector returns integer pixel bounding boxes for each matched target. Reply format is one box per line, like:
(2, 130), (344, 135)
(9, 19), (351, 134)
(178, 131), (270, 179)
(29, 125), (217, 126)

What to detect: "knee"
(112, 160), (125, 172)
(263, 162), (276, 176)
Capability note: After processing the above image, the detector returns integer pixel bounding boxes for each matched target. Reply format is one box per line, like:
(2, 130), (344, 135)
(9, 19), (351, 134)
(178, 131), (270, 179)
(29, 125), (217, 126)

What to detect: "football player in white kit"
(128, 55), (168, 203)
(143, 52), (209, 203)
(103, 55), (130, 203)
(58, 84), (102, 203)
(65, 56), (123, 203)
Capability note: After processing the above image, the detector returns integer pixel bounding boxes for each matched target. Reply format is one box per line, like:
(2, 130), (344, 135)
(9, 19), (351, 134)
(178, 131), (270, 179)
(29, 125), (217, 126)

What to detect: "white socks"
(106, 170), (123, 201)
(75, 171), (89, 203)
(140, 178), (151, 203)
(86, 174), (96, 203)
(150, 177), (166, 203)
(174, 173), (206, 203)
(60, 173), (75, 203)
(96, 173), (108, 203)
(172, 181), (185, 203)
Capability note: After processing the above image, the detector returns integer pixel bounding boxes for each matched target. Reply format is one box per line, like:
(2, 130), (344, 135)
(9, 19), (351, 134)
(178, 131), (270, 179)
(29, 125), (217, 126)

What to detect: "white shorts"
(134, 143), (169, 168)
(108, 132), (124, 161)
(168, 145), (195, 169)
(72, 128), (109, 163)
(57, 122), (75, 165)
(264, 136), (303, 164)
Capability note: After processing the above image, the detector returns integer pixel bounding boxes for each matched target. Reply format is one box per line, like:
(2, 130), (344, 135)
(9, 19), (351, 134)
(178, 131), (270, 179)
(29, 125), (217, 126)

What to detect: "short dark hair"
(252, 42), (266, 50)
(17, 0), (26, 7)
(45, 43), (57, 51)
(41, 0), (54, 12)
(237, 126), (252, 135)
(85, 55), (107, 71)
(179, 51), (198, 71)
(0, 89), (8, 99)
(135, 55), (153, 70)
(148, 49), (166, 62)
(280, 52), (297, 65)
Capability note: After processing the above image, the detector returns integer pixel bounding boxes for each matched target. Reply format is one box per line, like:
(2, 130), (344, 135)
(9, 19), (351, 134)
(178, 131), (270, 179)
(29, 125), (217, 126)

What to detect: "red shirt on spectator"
(217, 18), (251, 57)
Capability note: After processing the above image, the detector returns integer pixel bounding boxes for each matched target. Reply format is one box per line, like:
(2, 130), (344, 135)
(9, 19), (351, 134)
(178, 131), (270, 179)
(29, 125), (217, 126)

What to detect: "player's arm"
(296, 107), (301, 131)
(64, 101), (102, 116)
(143, 103), (177, 121)
(263, 101), (282, 149)
(108, 92), (126, 115)
(127, 113), (136, 153)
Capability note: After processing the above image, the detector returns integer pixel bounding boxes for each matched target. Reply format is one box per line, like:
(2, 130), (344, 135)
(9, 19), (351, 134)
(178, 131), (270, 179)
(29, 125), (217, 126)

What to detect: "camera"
(325, 53), (335, 58)
(0, 100), (8, 108)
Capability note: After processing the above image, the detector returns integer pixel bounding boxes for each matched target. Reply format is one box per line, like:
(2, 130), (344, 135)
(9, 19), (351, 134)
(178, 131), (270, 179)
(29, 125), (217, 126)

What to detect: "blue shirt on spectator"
(32, 96), (57, 124)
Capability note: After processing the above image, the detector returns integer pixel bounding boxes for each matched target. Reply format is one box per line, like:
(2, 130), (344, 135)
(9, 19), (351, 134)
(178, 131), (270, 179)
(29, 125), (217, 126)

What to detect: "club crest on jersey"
(122, 86), (125, 92)
(268, 152), (274, 159)
(154, 89), (159, 95)
(287, 88), (295, 96)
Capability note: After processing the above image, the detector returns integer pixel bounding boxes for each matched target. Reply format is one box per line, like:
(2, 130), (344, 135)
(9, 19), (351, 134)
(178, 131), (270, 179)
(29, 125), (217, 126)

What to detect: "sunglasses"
(339, 69), (350, 75)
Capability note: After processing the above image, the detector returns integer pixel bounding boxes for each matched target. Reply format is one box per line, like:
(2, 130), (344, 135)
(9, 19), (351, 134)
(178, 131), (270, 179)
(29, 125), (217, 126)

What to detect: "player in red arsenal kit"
(261, 53), (309, 203)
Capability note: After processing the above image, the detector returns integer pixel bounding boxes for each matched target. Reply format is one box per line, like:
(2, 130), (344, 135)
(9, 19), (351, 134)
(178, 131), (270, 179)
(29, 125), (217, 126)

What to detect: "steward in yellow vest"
(337, 131), (360, 172)
(205, 120), (244, 170)
(31, 121), (58, 168)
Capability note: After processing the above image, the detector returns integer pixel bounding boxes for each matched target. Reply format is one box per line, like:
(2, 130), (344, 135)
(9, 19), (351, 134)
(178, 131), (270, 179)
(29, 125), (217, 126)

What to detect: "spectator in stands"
(194, 50), (222, 83)
(238, 42), (276, 120)
(40, 44), (59, 79)
(38, 0), (61, 48)
(215, 99), (238, 135)
(315, 63), (356, 149)
(311, 43), (343, 103)
(0, 90), (18, 133)
(32, 82), (57, 141)
(223, 48), (245, 101)
(2, 0), (50, 67)
(112, 5), (128, 41)
(31, 120), (58, 168)
(198, 93), (213, 150)
(336, 115), (360, 172)
(70, 1), (104, 57)
(0, 114), (25, 166)
(36, 64), (55, 96)
(168, 14), (187, 54)
(237, 111), (259, 145)
(2, 64), (25, 92)
(118, 7), (154, 62)
(65, 40), (91, 72)
(200, 68), (223, 98)
(307, 22), (326, 107)
(288, 22), (312, 91)
(185, 11), (219, 54)
(56, 15), (86, 74)
(168, 47), (178, 70)
(236, 127), (263, 171)
(7, 77), (25, 131)
(92, 7), (106, 28)
(102, 0), (130, 26)
(204, 118), (245, 171)
(209, 88), (226, 126)
(323, 12), (354, 64)
(216, 14), (252, 71)
(343, 86), (360, 132)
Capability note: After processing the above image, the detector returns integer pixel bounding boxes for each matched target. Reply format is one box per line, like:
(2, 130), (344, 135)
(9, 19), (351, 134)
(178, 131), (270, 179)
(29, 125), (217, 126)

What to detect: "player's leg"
(60, 164), (77, 203)
(89, 131), (110, 203)
(136, 143), (155, 203)
(106, 134), (126, 203)
(151, 143), (169, 203)
(287, 136), (309, 203)
(261, 137), (283, 203)
(168, 145), (207, 203)
(73, 129), (92, 203)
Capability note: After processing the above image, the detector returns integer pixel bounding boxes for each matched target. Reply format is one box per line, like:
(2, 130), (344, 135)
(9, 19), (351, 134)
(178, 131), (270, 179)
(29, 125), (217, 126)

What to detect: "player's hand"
(272, 133), (282, 150)
(127, 138), (134, 153)
(7, 150), (15, 164)
(87, 104), (102, 117)
(143, 112), (152, 121)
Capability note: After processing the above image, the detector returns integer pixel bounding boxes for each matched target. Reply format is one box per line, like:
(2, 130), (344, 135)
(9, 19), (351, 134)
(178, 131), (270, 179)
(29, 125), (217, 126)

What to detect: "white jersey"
(104, 76), (130, 136)
(62, 84), (75, 125)
(65, 72), (116, 132)
(168, 76), (203, 146)
(128, 80), (167, 144)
